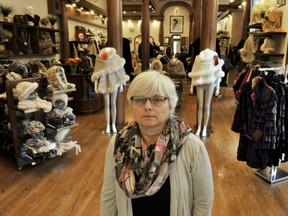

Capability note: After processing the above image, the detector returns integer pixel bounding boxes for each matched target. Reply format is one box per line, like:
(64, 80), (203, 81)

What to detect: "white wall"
(163, 6), (190, 38)
(122, 5), (190, 53)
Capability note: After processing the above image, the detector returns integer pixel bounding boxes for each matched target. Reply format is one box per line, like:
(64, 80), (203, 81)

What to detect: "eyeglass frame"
(130, 96), (168, 106)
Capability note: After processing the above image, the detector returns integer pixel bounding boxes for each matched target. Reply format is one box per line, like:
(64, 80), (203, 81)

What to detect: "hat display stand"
(5, 76), (80, 170)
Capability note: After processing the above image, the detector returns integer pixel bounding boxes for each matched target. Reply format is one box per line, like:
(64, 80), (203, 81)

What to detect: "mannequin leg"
(202, 83), (215, 137)
(110, 88), (118, 133)
(103, 93), (111, 134)
(196, 86), (205, 136)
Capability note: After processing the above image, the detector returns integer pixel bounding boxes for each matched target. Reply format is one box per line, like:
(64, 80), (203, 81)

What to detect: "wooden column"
(192, 0), (201, 44)
(60, 0), (70, 59)
(241, 0), (251, 39)
(141, 0), (150, 71)
(107, 0), (125, 128)
(200, 0), (218, 51)
(159, 20), (164, 45)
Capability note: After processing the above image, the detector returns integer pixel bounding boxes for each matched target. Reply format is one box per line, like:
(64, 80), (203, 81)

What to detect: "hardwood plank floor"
(1, 80), (288, 216)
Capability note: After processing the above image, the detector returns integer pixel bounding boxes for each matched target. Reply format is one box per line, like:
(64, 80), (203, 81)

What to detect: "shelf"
(247, 23), (262, 29)
(50, 88), (77, 94)
(254, 53), (284, 57)
(0, 21), (61, 58)
(252, 31), (286, 37)
(47, 123), (79, 131)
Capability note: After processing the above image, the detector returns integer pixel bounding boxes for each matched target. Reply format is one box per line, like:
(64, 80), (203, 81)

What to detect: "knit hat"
(91, 47), (130, 94)
(188, 48), (224, 86)
(25, 120), (45, 135)
(15, 81), (39, 101)
(51, 93), (68, 107)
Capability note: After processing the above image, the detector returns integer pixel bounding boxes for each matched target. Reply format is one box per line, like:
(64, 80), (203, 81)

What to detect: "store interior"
(0, 0), (288, 215)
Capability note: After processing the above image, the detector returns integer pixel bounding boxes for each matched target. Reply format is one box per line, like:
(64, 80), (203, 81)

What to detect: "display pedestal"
(66, 74), (104, 114)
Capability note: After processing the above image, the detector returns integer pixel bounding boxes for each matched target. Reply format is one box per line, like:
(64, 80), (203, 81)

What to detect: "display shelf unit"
(5, 77), (48, 169)
(0, 21), (61, 58)
(247, 23), (287, 65)
(66, 74), (104, 114)
(5, 77), (79, 170)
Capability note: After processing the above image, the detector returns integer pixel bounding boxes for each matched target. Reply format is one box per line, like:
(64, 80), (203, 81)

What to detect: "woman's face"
(130, 94), (170, 131)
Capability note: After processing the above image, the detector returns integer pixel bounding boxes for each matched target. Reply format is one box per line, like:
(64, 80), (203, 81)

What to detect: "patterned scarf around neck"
(114, 115), (191, 198)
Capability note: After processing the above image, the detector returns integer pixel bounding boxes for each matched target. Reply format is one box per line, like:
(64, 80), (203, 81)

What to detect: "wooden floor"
(1, 79), (288, 216)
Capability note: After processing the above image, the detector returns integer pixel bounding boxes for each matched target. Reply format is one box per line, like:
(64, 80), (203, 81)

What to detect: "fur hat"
(25, 120), (45, 135)
(15, 81), (39, 101)
(51, 93), (68, 107)
(262, 8), (283, 32)
(166, 58), (186, 77)
(260, 38), (276, 53)
(240, 34), (259, 63)
(46, 65), (76, 91)
(150, 59), (165, 74)
(91, 47), (129, 94)
(249, 3), (269, 25)
(188, 48), (224, 86)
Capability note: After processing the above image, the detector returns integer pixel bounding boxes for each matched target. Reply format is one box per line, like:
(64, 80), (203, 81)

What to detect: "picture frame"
(277, 0), (286, 7)
(170, 16), (184, 33)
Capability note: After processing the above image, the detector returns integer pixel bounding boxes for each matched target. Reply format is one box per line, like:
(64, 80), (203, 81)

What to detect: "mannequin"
(91, 47), (129, 134)
(188, 49), (224, 138)
(25, 6), (40, 26)
(194, 83), (216, 137)
(103, 88), (118, 133)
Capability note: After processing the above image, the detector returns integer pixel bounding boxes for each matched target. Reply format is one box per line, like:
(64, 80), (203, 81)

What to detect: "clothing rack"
(257, 65), (285, 72)
(255, 65), (288, 184)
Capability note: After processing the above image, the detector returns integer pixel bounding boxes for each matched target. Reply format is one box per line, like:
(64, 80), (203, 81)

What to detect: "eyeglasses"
(130, 96), (168, 107)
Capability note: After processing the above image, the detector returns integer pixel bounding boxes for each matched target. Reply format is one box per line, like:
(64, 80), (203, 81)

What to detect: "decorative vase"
(70, 63), (78, 74)
(3, 17), (11, 22)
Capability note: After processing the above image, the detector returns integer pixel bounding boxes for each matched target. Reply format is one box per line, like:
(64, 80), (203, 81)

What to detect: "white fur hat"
(15, 81), (39, 101)
(188, 48), (224, 86)
(91, 47), (130, 94)
(51, 93), (68, 107)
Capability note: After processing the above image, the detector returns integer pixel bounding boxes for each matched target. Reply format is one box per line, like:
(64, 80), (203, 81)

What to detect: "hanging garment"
(231, 77), (278, 169)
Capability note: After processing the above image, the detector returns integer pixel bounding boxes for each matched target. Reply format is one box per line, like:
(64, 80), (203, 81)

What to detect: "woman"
(100, 70), (214, 216)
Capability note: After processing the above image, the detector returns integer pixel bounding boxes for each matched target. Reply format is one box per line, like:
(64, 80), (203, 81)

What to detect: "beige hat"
(15, 81), (39, 101)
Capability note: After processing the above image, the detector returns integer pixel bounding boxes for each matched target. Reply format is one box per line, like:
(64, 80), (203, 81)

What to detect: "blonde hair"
(126, 70), (178, 113)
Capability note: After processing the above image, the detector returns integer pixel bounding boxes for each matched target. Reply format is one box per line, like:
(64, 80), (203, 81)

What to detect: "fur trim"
(188, 49), (224, 87)
(91, 47), (129, 94)
(18, 97), (52, 113)
(16, 82), (39, 101)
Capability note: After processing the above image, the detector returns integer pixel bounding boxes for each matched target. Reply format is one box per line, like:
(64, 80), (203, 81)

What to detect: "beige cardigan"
(100, 133), (214, 216)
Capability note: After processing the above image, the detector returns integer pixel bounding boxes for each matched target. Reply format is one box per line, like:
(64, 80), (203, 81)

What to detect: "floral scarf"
(114, 115), (191, 198)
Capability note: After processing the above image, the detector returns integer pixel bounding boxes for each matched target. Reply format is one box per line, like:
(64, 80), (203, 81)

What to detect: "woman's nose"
(144, 99), (153, 110)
